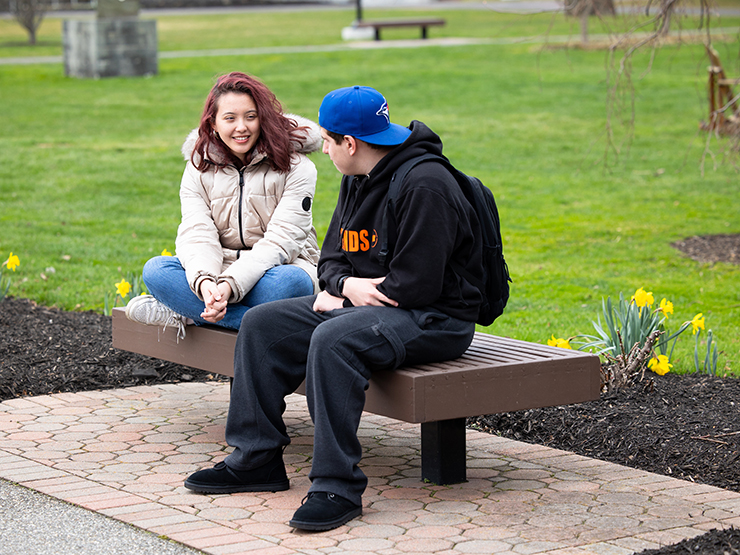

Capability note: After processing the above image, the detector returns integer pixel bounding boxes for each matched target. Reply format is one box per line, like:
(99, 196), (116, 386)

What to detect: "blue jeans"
(142, 256), (314, 330)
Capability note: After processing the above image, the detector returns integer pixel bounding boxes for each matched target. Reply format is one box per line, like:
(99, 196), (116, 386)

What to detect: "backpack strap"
(378, 153), (489, 300)
(378, 153), (450, 266)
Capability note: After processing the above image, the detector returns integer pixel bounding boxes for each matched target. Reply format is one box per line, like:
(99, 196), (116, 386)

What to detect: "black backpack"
(378, 153), (511, 326)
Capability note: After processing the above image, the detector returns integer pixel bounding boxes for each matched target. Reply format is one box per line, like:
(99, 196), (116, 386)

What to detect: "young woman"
(126, 72), (321, 335)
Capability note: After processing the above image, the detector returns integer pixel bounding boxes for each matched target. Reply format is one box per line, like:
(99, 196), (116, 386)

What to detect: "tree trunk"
(580, 10), (589, 44)
(565, 0), (616, 43)
(12, 0), (47, 46)
(565, 0), (616, 17)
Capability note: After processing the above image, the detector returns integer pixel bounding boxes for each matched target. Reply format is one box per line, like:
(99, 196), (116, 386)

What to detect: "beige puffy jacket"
(175, 115), (322, 303)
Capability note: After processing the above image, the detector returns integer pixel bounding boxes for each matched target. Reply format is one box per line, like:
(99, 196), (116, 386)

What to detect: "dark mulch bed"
(672, 234), (740, 265)
(1, 231), (738, 554)
(638, 528), (740, 555)
(0, 296), (228, 400)
(469, 373), (740, 493)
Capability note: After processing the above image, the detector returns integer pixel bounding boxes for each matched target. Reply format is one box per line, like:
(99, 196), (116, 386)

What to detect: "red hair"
(192, 72), (306, 173)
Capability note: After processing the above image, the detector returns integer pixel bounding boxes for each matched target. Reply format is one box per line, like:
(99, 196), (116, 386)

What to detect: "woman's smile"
(213, 92), (261, 163)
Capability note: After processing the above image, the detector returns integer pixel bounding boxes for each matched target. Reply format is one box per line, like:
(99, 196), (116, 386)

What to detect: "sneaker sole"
(184, 479), (289, 494)
(288, 506), (362, 531)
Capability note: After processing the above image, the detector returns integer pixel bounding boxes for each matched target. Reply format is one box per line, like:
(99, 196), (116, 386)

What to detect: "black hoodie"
(318, 120), (484, 322)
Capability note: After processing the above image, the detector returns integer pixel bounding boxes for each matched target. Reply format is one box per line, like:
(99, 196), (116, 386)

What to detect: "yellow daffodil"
(5, 252), (20, 271)
(690, 313), (705, 335)
(658, 298), (673, 317)
(161, 248), (172, 256)
(631, 287), (654, 308)
(648, 355), (672, 376)
(115, 279), (131, 298)
(547, 335), (572, 349)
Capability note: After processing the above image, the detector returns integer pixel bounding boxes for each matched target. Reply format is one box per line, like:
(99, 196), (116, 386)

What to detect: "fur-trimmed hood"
(181, 113), (322, 164)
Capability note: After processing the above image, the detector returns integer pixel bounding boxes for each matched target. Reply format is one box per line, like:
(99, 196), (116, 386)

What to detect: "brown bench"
(354, 18), (446, 41)
(112, 307), (601, 485)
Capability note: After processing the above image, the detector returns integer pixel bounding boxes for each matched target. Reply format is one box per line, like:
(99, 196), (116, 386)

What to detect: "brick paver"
(2, 382), (740, 555)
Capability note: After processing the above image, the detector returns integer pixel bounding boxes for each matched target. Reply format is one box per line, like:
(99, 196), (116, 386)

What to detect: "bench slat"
(112, 308), (236, 376)
(355, 18), (446, 28)
(354, 18), (445, 40)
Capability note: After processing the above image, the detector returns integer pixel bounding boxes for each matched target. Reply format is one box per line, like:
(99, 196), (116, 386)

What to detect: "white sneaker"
(125, 294), (187, 341)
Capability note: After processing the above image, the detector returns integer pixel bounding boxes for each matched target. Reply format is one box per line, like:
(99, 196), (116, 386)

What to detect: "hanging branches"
(604, 0), (740, 168)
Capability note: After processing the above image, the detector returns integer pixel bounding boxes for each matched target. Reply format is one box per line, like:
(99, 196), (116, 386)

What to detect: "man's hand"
(313, 290), (346, 313)
(342, 276), (399, 307)
(200, 280), (232, 323)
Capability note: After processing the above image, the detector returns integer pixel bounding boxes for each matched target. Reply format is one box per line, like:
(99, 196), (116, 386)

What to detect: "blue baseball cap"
(318, 86), (411, 146)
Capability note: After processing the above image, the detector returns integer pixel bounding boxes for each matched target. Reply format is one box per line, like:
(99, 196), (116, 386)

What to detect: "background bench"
(354, 18), (446, 41)
(112, 307), (601, 485)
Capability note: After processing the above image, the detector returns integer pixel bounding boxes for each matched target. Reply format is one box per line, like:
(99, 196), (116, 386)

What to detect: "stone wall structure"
(62, 0), (158, 78)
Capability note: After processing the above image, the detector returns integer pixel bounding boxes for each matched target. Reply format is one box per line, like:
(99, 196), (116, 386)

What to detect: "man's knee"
(239, 299), (276, 329)
(310, 314), (405, 372)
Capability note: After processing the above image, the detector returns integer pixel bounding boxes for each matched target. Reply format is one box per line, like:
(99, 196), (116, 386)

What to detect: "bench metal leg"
(374, 28), (381, 41)
(421, 418), (466, 485)
(421, 26), (428, 39)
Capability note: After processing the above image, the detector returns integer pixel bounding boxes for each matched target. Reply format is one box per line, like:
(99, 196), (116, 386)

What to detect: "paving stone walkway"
(1, 382), (740, 554)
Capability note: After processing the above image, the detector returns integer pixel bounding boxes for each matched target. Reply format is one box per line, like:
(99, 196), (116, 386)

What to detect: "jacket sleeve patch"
(302, 197), (312, 212)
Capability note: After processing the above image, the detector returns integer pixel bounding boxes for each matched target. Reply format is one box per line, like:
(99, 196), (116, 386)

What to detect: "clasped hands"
(313, 276), (398, 313)
(199, 280), (232, 323)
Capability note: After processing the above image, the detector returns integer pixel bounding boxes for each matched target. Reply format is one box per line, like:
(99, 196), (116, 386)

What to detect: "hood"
(181, 113), (323, 164)
(368, 120), (445, 184)
(332, 120), (447, 252)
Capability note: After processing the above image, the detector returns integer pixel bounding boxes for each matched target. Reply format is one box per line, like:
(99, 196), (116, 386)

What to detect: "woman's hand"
(342, 276), (399, 308)
(200, 281), (232, 323)
(313, 290), (345, 313)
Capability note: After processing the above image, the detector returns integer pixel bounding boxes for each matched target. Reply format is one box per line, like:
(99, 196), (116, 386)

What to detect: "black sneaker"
(289, 492), (362, 531)
(184, 450), (289, 494)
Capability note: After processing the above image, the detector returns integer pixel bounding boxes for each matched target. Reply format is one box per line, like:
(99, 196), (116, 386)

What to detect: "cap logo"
(376, 102), (390, 124)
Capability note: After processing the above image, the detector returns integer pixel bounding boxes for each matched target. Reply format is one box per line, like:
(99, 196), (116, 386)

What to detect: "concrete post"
(62, 0), (157, 78)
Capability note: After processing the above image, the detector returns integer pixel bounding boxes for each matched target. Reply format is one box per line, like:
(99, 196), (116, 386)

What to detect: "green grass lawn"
(1, 6), (738, 375)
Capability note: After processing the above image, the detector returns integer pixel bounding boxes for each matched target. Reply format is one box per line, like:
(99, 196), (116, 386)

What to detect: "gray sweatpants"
(223, 294), (475, 505)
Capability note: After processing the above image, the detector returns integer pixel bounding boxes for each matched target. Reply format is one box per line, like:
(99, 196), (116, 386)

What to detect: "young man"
(184, 86), (484, 531)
